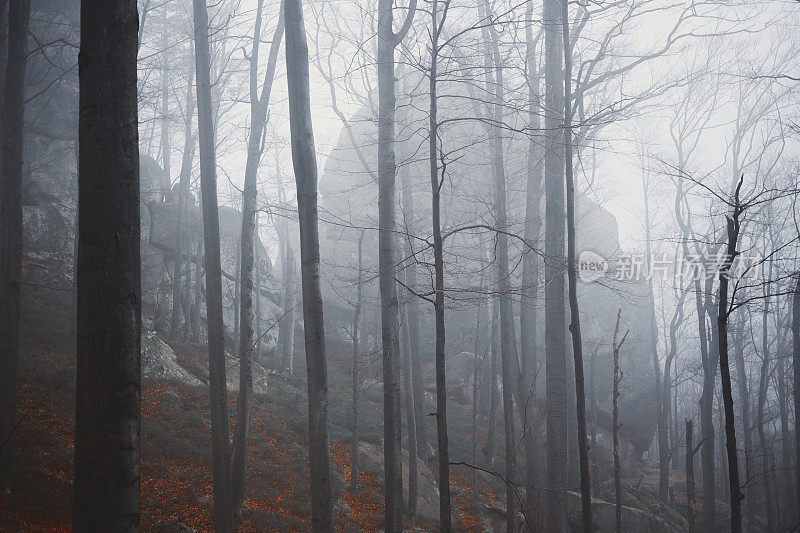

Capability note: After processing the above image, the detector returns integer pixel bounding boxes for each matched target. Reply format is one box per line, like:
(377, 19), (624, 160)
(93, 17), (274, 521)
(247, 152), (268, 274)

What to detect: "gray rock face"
(141, 331), (203, 386)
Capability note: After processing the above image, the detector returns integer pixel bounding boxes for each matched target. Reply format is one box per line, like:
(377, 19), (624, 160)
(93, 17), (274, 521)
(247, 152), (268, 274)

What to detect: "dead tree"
(73, 0), (141, 529)
(0, 0), (29, 496)
(285, 0), (333, 528)
(193, 0), (233, 528)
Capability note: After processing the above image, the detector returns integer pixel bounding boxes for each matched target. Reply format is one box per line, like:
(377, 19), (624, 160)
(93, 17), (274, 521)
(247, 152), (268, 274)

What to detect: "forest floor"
(0, 288), (499, 532)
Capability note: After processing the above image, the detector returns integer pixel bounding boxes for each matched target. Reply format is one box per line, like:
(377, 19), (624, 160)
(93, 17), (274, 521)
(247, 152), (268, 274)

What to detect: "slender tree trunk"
(644, 171), (668, 503)
(544, 0), (567, 528)
(480, 8), (519, 529)
(717, 181), (744, 533)
(401, 297), (418, 517)
(0, 0), (28, 497)
(521, 1), (543, 525)
(177, 80), (196, 344)
(285, 1), (333, 528)
(777, 328), (794, 526)
(793, 271), (800, 526)
(279, 229), (296, 372)
(756, 263), (775, 531)
(192, 0), (233, 529)
(231, 1), (284, 516)
(562, 4), (591, 529)
(428, 6), (450, 525)
(612, 310), (627, 533)
(73, 0), (140, 529)
(399, 160), (427, 461)
(697, 275), (716, 533)
(192, 239), (203, 343)
(350, 231), (364, 491)
(484, 298), (499, 465)
(732, 321), (754, 521)
(376, 0), (417, 528)
(686, 419), (697, 533)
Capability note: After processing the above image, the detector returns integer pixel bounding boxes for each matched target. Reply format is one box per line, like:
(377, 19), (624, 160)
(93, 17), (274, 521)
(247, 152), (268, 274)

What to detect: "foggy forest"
(1, 0), (800, 531)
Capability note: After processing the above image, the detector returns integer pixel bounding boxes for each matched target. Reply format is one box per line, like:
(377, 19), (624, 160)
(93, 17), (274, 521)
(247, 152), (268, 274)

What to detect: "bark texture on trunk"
(612, 311), (627, 533)
(686, 419), (697, 533)
(350, 231), (364, 491)
(231, 0), (284, 517)
(285, 1), (333, 529)
(793, 271), (800, 525)
(428, 4), (450, 526)
(521, 2), (543, 526)
(717, 179), (744, 533)
(376, 0), (416, 528)
(192, 0), (233, 529)
(73, 1), (140, 529)
(561, 3), (591, 529)
(0, 0), (29, 496)
(543, 0), (567, 528)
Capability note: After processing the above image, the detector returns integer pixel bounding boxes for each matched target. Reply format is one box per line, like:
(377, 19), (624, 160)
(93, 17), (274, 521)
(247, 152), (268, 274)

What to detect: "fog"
(1, 0), (800, 531)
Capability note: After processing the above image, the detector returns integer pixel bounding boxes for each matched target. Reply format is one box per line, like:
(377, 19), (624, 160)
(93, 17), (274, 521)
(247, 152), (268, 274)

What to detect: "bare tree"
(285, 0), (333, 528)
(612, 310), (628, 533)
(350, 230), (364, 492)
(231, 0), (285, 518)
(376, 0), (416, 528)
(192, 0), (233, 529)
(73, 0), (140, 529)
(562, 0), (591, 528)
(543, 0), (568, 528)
(0, 0), (29, 496)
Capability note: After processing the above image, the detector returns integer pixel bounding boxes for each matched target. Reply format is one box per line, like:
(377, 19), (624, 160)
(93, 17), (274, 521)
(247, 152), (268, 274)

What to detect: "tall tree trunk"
(543, 0), (567, 528)
(644, 171), (668, 502)
(717, 180), (743, 533)
(697, 274), (716, 533)
(376, 0), (416, 528)
(231, 1), (284, 516)
(350, 231), (364, 491)
(285, 1), (333, 528)
(612, 310), (627, 533)
(192, 0), (233, 529)
(732, 320), (754, 521)
(561, 3), (591, 528)
(792, 270), (800, 525)
(279, 227), (296, 372)
(756, 260), (775, 531)
(177, 79), (196, 344)
(0, 0), (28, 496)
(73, 0), (140, 529)
(777, 327), (794, 525)
(428, 4), (450, 526)
(521, 1), (543, 526)
(483, 297), (499, 465)
(686, 419), (697, 533)
(399, 161), (427, 461)
(481, 7), (519, 529)
(401, 298), (418, 517)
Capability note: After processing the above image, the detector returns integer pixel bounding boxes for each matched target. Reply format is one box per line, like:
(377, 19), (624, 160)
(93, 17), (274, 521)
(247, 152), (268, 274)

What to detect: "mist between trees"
(1, 0), (800, 532)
